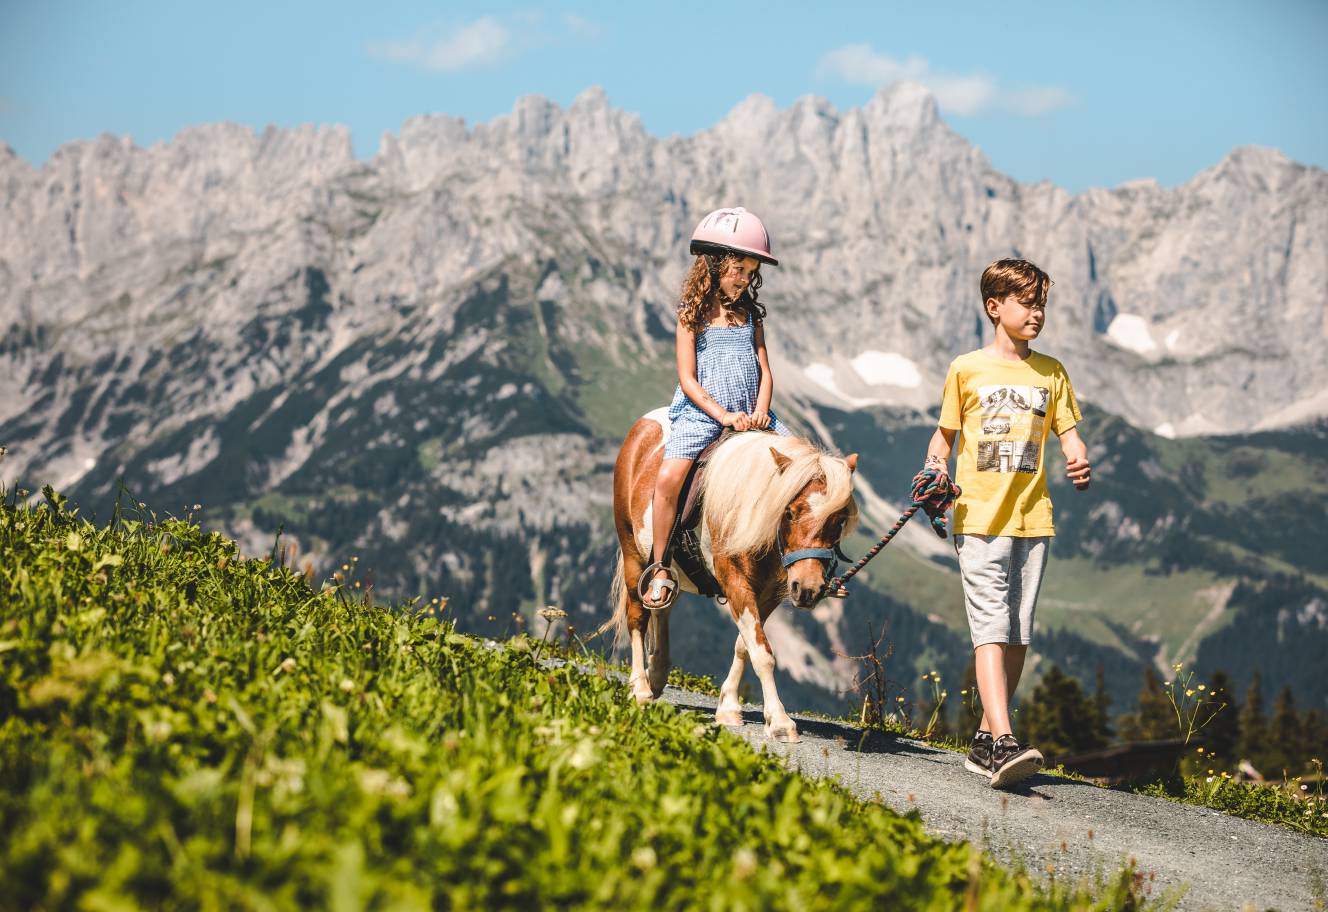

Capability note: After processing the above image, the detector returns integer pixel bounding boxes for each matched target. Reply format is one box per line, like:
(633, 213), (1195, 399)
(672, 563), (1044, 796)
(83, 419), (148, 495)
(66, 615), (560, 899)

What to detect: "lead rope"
(816, 468), (962, 601)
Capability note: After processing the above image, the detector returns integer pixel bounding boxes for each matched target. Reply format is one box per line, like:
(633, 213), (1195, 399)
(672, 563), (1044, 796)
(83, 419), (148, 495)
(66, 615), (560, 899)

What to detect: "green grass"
(1133, 774), (1328, 839)
(0, 487), (1148, 909)
(1035, 559), (1228, 663)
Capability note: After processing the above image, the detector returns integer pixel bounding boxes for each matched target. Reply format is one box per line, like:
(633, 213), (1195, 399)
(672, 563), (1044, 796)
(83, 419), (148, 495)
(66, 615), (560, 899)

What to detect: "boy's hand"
(1066, 455), (1091, 489)
(722, 411), (752, 432)
(748, 410), (771, 430)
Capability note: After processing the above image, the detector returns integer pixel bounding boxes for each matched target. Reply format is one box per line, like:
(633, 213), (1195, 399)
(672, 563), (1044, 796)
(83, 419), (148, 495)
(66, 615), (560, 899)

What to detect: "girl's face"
(717, 256), (761, 303)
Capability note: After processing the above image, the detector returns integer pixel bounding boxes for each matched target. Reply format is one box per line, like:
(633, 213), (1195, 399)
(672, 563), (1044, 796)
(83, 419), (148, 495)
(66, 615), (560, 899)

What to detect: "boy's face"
(987, 291), (1045, 340)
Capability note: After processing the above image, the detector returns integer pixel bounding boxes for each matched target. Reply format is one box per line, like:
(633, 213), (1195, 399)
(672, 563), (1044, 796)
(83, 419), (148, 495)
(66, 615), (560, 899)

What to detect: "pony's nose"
(789, 580), (803, 603)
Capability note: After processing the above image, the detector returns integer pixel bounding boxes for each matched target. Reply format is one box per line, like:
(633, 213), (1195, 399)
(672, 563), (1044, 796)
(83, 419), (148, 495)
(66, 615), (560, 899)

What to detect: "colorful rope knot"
(909, 467), (962, 539)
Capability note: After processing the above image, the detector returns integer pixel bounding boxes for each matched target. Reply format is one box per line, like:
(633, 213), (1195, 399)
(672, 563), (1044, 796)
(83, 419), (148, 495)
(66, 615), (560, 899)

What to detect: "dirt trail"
(658, 686), (1328, 912)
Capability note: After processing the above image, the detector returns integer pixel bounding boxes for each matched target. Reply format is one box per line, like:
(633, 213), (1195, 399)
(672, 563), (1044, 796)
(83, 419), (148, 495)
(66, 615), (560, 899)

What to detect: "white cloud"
(818, 45), (1072, 117)
(370, 17), (510, 72)
(370, 13), (605, 73)
(1004, 85), (1076, 117)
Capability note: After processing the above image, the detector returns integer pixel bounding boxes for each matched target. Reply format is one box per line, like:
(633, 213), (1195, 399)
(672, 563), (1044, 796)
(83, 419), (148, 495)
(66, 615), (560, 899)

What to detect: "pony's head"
(701, 433), (859, 608)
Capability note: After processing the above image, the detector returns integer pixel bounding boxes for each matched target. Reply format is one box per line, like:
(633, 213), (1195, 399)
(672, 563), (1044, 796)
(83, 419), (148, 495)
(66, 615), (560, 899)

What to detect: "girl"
(643, 206), (792, 609)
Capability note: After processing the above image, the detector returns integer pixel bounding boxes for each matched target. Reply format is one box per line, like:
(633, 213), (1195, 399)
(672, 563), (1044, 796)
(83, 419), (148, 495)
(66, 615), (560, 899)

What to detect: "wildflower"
(339, 678), (355, 693)
(1185, 689), (1195, 697)
(351, 556), (359, 562)
(161, 672), (176, 687)
(632, 847), (657, 871)
(1302, 784), (1310, 791)
(342, 564), (350, 571)
(896, 696), (905, 703)
(1206, 776), (1214, 783)
(732, 847), (758, 881)
(279, 657), (296, 674)
(1197, 684), (1207, 691)
(538, 606), (568, 622)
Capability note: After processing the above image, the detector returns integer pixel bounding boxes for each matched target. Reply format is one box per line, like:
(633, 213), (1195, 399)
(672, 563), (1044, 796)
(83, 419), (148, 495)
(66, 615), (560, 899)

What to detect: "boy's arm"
(676, 321), (748, 430)
(1058, 425), (1091, 490)
(750, 322), (774, 429)
(925, 427), (957, 475)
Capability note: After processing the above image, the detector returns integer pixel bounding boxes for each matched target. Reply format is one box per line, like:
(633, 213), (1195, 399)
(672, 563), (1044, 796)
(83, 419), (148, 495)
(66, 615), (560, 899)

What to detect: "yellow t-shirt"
(938, 350), (1081, 537)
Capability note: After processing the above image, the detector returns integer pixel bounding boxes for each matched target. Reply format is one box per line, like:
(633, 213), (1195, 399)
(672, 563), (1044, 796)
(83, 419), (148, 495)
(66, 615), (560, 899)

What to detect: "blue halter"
(776, 526), (850, 584)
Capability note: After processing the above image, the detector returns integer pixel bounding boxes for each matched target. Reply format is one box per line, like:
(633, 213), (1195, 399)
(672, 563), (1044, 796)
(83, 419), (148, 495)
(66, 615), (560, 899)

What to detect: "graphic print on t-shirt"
(975, 384), (1049, 474)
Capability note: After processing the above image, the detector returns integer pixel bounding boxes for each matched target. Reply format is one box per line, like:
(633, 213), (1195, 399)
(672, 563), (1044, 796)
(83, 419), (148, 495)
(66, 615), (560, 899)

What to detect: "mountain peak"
(863, 81), (940, 128)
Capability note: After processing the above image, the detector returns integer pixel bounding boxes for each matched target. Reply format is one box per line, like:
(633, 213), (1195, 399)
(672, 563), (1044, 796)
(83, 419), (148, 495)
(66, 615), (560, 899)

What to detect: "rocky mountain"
(2, 83), (1325, 716)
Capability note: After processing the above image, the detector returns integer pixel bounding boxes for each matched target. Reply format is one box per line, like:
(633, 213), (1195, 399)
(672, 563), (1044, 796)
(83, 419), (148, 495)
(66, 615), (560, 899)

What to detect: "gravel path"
(657, 686), (1328, 912)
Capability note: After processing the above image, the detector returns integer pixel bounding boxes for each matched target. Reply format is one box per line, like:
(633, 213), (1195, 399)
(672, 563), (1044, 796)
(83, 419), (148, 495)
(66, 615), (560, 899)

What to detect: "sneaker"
(963, 730), (994, 778)
(989, 734), (1044, 789)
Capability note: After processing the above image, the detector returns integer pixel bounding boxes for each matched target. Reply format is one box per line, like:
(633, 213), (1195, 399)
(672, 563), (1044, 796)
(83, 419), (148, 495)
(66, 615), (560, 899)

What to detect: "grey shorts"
(954, 534), (1050, 648)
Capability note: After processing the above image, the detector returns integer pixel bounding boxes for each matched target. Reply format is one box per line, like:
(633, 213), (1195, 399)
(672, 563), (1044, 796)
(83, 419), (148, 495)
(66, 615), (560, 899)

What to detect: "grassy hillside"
(0, 488), (1143, 909)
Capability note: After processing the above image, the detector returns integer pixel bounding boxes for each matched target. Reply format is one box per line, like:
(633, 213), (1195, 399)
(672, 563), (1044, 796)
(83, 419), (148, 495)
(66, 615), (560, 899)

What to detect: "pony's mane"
(700, 432), (858, 559)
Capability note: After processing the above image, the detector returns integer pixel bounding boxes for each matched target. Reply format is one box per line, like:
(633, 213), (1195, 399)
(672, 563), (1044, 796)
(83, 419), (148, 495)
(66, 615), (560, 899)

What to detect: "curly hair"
(677, 254), (766, 334)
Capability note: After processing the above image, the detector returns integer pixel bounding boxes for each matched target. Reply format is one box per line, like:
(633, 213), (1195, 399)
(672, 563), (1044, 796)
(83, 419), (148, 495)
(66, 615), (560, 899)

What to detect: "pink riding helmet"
(689, 207), (778, 266)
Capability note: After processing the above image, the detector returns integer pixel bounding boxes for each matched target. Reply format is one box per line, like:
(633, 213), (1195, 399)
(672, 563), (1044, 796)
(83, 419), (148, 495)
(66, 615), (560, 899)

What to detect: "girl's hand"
(722, 411), (752, 431)
(748, 410), (771, 429)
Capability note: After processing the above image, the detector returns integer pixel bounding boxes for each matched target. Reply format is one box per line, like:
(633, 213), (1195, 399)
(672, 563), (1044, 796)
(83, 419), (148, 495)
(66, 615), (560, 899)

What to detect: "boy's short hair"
(980, 259), (1052, 323)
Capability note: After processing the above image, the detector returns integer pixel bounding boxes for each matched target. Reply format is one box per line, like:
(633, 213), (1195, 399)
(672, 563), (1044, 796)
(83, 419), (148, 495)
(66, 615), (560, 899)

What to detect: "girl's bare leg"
(646, 458), (692, 603)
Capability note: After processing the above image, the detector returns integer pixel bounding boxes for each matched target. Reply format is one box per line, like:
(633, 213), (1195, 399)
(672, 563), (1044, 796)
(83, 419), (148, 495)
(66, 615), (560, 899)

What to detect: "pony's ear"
(769, 447), (793, 474)
(845, 453), (859, 473)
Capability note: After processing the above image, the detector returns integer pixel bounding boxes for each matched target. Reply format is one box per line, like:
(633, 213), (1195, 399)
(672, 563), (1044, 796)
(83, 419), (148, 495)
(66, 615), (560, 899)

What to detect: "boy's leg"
(974, 644), (1015, 738)
(978, 644), (1028, 735)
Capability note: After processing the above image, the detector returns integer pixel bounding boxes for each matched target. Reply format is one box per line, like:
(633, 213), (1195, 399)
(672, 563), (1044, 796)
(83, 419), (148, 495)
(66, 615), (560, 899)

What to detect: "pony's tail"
(597, 551), (629, 652)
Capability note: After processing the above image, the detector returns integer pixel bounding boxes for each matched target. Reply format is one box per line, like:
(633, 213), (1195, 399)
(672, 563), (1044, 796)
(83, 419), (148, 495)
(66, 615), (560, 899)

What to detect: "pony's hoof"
(715, 709), (744, 727)
(765, 724), (800, 744)
(633, 689), (655, 705)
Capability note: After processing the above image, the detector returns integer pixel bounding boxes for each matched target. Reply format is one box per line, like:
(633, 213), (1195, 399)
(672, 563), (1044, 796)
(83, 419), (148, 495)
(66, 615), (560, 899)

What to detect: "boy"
(924, 259), (1091, 789)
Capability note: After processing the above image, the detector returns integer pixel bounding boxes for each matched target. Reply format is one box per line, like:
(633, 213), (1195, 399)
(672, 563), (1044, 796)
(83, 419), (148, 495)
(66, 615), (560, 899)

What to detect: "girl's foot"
(641, 566), (677, 610)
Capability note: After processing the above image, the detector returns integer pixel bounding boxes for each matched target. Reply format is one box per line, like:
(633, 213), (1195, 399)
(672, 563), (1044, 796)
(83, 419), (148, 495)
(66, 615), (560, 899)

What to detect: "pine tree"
(1268, 686), (1303, 777)
(1091, 663), (1114, 744)
(1020, 665), (1105, 761)
(1118, 667), (1174, 742)
(1303, 709), (1328, 768)
(1201, 670), (1240, 767)
(1238, 672), (1269, 775)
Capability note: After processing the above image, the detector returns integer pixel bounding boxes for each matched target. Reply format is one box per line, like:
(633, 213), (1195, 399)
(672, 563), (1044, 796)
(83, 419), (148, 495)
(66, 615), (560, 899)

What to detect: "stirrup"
(637, 562), (679, 611)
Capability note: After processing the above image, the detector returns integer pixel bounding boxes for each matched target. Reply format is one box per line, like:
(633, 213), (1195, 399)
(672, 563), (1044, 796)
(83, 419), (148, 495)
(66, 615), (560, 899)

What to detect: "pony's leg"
(646, 606), (672, 698)
(730, 599), (798, 743)
(715, 633), (748, 726)
(627, 601), (655, 705)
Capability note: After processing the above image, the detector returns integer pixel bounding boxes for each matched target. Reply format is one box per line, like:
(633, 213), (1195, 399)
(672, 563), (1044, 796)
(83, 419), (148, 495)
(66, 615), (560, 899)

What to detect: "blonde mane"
(700, 432), (858, 559)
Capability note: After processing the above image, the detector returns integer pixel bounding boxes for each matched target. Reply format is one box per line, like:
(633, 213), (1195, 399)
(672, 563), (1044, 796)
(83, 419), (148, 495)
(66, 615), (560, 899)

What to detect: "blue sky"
(2, 0), (1325, 192)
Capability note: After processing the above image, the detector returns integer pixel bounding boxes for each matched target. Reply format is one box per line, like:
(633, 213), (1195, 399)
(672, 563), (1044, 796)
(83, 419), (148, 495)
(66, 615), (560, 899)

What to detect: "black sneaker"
(964, 730), (994, 778)
(989, 734), (1043, 789)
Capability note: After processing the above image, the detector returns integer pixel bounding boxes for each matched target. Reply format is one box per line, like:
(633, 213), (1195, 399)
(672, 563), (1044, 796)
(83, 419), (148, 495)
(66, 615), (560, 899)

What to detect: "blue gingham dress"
(664, 320), (792, 460)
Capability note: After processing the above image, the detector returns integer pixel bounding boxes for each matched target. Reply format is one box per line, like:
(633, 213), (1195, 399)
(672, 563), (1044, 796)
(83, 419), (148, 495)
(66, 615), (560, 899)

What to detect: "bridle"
(775, 522), (852, 594)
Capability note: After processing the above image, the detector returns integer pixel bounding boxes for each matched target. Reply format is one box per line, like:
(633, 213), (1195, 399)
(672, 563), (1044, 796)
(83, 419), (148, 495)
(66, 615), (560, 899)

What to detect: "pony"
(607, 408), (858, 742)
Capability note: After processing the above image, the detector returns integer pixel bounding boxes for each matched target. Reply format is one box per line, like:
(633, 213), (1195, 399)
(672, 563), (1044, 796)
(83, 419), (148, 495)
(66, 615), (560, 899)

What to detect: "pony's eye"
(784, 508), (795, 523)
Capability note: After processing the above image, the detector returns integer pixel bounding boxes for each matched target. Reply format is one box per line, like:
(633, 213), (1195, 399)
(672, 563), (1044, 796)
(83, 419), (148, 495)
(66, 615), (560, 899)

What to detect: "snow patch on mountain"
(850, 351), (922, 388)
(1105, 314), (1158, 357)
